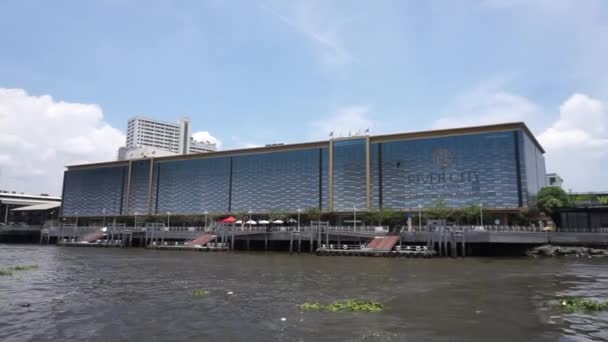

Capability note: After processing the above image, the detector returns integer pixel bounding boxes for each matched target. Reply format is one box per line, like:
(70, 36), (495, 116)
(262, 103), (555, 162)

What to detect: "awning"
(1, 198), (58, 206)
(11, 202), (61, 211)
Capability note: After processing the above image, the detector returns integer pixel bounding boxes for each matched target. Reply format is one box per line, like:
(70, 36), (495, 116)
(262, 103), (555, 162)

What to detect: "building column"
(4, 204), (8, 224)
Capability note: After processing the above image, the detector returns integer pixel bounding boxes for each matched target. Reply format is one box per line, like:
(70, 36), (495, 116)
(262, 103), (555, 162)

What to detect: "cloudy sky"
(0, 0), (607, 195)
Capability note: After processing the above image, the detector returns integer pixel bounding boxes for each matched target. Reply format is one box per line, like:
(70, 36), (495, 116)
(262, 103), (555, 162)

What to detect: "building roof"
(0, 192), (61, 201)
(0, 198), (60, 206)
(11, 202), (61, 211)
(67, 122), (544, 170)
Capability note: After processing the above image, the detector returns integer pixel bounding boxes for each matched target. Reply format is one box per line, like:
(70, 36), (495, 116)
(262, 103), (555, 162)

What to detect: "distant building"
(0, 191), (61, 225)
(117, 116), (216, 160)
(546, 173), (563, 188)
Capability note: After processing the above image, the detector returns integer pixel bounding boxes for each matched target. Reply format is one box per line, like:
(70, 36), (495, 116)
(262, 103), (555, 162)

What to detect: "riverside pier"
(41, 223), (608, 257)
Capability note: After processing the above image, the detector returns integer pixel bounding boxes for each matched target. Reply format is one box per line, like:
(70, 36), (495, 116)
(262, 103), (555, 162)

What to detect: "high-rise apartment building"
(117, 116), (216, 160)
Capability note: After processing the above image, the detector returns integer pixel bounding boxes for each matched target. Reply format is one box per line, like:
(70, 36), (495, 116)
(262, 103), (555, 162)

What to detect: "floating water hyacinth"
(11, 265), (39, 271)
(0, 269), (14, 276)
(559, 297), (608, 312)
(0, 265), (39, 276)
(299, 300), (383, 313)
(192, 289), (209, 297)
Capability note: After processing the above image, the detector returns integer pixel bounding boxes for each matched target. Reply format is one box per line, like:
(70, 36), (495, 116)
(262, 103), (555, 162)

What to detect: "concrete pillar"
(298, 234), (302, 253)
(4, 205), (8, 224)
(264, 236), (268, 251)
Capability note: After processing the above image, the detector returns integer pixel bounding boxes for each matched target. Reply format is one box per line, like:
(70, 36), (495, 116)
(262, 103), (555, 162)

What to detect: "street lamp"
(353, 205), (357, 231)
(49, 210), (55, 230)
(75, 211), (79, 228)
(297, 208), (302, 232)
(248, 209), (253, 231)
(134, 211), (138, 229)
(102, 208), (107, 228)
(418, 204), (422, 231)
(203, 210), (208, 228)
(479, 203), (484, 227)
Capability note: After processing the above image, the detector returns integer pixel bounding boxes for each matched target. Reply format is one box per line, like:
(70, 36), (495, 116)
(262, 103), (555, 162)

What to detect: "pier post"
(231, 225), (235, 251)
(461, 232), (466, 257)
(309, 230), (313, 253)
(450, 232), (457, 257)
(289, 232), (294, 254)
(264, 235), (268, 251)
(246, 237), (250, 251)
(298, 234), (302, 253)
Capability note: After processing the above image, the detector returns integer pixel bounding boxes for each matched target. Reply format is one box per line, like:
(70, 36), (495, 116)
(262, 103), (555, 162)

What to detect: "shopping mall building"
(60, 122), (546, 218)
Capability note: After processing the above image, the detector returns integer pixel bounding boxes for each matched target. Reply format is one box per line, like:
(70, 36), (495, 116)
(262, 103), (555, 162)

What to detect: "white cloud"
(538, 94), (608, 191)
(433, 80), (543, 129)
(192, 131), (222, 149)
(434, 87), (608, 191)
(309, 106), (375, 140)
(0, 88), (124, 196)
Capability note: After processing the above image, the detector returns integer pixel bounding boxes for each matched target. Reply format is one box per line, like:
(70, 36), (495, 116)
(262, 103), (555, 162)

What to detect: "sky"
(0, 0), (607, 195)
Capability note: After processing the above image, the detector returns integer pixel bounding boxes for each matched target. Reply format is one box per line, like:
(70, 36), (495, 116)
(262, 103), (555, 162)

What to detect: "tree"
(269, 210), (288, 221)
(426, 199), (452, 220)
(305, 207), (322, 223)
(365, 208), (400, 227)
(536, 186), (569, 223)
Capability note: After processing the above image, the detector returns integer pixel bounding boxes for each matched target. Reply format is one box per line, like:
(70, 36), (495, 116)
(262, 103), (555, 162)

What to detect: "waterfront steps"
(367, 236), (400, 251)
(184, 234), (216, 246)
(79, 231), (106, 243)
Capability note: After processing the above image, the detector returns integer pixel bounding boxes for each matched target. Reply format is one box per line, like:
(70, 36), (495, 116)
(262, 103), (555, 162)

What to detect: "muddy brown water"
(1, 245), (607, 341)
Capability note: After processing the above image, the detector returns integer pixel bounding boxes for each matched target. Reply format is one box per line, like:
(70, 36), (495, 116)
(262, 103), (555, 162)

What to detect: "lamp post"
(102, 208), (106, 228)
(163, 211), (170, 245)
(248, 209), (253, 231)
(297, 208), (302, 232)
(203, 210), (208, 228)
(49, 210), (55, 230)
(75, 211), (79, 228)
(134, 211), (138, 229)
(353, 205), (357, 232)
(418, 204), (422, 231)
(479, 203), (484, 228)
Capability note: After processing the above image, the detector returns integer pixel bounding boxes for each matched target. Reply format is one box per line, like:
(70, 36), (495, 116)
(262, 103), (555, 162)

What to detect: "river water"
(1, 245), (607, 341)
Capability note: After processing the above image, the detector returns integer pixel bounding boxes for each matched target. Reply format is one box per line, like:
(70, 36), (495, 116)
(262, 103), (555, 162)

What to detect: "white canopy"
(258, 220), (270, 224)
(272, 220), (284, 224)
(10, 202), (61, 211)
(235, 220), (243, 224)
(246, 220), (257, 225)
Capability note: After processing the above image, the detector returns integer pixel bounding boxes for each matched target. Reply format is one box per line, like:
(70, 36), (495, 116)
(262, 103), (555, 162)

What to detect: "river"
(1, 245), (607, 341)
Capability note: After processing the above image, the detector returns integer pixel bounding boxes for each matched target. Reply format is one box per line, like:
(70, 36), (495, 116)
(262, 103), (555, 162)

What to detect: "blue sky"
(0, 0), (607, 194)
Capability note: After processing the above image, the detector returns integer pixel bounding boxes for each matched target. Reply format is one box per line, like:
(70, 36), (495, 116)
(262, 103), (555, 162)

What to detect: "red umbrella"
(218, 216), (236, 224)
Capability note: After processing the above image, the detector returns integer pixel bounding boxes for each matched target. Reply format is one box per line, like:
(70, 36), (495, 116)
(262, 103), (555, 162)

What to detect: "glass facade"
(61, 127), (546, 216)
(331, 139), (367, 211)
(153, 157), (231, 215)
(371, 131), (525, 209)
(62, 166), (127, 216)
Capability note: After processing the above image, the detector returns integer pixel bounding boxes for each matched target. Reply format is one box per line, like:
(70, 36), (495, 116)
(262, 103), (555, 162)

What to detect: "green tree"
(305, 207), (322, 223)
(269, 210), (288, 221)
(537, 186), (569, 223)
(365, 208), (400, 226)
(426, 199), (451, 220)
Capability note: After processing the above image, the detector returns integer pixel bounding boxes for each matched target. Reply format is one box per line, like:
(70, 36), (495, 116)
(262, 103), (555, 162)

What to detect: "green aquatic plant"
(0, 269), (14, 276)
(299, 300), (383, 313)
(0, 265), (39, 276)
(558, 297), (608, 312)
(192, 289), (209, 297)
(11, 265), (39, 271)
